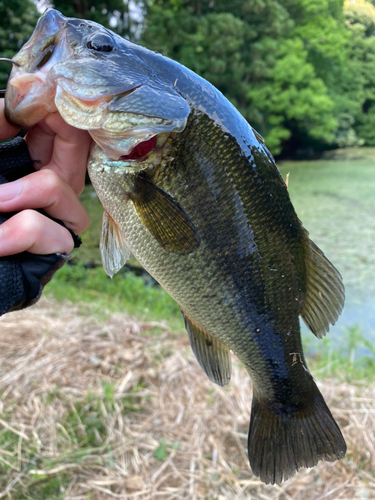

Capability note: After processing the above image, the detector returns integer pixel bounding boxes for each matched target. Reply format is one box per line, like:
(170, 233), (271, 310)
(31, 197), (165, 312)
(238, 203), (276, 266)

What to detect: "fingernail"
(0, 180), (23, 201)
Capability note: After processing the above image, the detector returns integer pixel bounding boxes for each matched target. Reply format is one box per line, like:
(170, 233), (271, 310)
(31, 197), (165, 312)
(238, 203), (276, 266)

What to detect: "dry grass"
(0, 297), (373, 500)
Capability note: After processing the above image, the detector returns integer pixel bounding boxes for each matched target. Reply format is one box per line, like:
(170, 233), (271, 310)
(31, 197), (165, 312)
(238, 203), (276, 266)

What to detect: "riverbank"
(0, 297), (374, 499)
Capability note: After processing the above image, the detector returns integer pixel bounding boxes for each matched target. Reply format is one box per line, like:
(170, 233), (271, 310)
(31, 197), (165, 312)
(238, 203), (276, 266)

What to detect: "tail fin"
(248, 387), (346, 484)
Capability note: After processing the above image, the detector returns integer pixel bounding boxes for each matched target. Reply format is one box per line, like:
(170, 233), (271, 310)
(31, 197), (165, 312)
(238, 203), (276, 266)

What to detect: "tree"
(141, 0), (342, 156)
(247, 38), (337, 154)
(0, 0), (39, 90)
(341, 0), (375, 145)
(51, 0), (143, 39)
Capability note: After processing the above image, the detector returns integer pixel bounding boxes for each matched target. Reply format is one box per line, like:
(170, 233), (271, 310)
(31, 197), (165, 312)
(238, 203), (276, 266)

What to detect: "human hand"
(0, 99), (91, 256)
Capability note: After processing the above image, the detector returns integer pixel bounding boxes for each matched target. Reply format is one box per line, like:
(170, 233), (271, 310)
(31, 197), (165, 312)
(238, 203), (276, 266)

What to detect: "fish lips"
(4, 22), (71, 129)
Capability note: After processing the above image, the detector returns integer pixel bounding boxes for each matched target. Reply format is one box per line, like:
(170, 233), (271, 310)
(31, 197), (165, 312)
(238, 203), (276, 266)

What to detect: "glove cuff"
(0, 136), (35, 179)
(0, 137), (83, 315)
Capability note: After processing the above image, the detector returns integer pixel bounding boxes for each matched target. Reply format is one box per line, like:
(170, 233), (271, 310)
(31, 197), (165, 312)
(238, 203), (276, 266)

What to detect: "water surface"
(279, 152), (375, 351)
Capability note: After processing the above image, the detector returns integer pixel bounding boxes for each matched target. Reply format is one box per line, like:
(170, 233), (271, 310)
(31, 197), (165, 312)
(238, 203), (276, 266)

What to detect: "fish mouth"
(5, 27), (71, 129)
(118, 135), (158, 162)
(97, 132), (170, 174)
(4, 8), (190, 161)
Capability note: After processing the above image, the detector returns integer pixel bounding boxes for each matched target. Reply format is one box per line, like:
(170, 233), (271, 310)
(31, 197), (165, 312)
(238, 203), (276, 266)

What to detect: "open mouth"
(118, 135), (157, 161)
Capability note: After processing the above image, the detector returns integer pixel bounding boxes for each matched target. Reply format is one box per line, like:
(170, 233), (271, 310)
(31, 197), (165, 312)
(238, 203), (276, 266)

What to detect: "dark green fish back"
(161, 110), (305, 339)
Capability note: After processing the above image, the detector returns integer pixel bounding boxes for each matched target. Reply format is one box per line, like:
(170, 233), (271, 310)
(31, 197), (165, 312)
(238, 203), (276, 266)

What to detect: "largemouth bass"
(4, 9), (346, 484)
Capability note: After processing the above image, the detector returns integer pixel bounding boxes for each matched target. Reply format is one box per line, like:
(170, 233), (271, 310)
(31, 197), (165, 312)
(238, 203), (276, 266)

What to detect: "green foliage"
(248, 37), (337, 153)
(140, 0), (375, 153)
(51, 0), (143, 39)
(141, 0), (346, 155)
(2, 0), (375, 154)
(153, 438), (179, 461)
(341, 0), (375, 145)
(154, 438), (168, 461)
(0, 0), (39, 89)
(26, 473), (71, 499)
(303, 325), (375, 381)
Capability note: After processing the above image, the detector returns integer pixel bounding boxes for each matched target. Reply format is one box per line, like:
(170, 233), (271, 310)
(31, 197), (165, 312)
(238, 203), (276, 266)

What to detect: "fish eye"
(87, 34), (114, 52)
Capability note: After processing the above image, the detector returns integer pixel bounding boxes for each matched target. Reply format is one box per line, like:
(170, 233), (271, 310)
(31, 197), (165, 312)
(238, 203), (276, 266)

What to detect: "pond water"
(279, 152), (375, 354)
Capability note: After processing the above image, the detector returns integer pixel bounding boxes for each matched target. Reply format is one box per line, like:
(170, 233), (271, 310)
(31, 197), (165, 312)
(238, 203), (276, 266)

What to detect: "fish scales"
(90, 109), (316, 413)
(4, 9), (346, 484)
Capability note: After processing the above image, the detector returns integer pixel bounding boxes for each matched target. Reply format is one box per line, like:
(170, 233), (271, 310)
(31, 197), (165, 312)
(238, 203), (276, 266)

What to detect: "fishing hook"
(0, 58), (20, 97)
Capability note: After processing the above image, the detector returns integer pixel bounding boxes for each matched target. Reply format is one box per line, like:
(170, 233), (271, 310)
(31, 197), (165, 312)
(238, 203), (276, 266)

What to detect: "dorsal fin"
(100, 210), (130, 278)
(301, 233), (345, 338)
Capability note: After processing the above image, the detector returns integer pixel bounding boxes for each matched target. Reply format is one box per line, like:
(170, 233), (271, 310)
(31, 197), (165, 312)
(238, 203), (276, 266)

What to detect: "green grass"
(0, 380), (148, 500)
(303, 325), (375, 382)
(72, 186), (104, 267)
(45, 262), (183, 328)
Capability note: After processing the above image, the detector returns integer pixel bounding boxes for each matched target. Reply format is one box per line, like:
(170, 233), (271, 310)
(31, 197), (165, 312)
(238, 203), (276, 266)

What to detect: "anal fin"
(100, 210), (130, 278)
(181, 310), (231, 386)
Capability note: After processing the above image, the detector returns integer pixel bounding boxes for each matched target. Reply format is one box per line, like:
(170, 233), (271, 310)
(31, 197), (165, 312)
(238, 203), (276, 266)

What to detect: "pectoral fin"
(100, 210), (130, 278)
(300, 232), (345, 338)
(181, 310), (231, 386)
(130, 175), (200, 254)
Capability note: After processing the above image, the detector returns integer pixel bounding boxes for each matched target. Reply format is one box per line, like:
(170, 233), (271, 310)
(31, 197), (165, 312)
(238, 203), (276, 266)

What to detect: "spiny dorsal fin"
(100, 210), (130, 278)
(301, 235), (345, 338)
(130, 175), (200, 254)
(181, 310), (231, 386)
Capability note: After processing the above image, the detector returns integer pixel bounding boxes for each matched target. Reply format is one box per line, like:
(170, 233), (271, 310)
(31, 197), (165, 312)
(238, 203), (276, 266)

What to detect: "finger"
(0, 169), (90, 235)
(25, 112), (92, 194)
(0, 210), (75, 255)
(0, 100), (20, 140)
(23, 119), (55, 167)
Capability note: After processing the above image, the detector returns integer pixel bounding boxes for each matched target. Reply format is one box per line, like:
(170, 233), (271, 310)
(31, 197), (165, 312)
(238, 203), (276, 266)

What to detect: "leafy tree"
(0, 0), (39, 89)
(141, 0), (342, 156)
(342, 0), (375, 145)
(3, 0), (374, 155)
(248, 38), (337, 154)
(51, 0), (143, 39)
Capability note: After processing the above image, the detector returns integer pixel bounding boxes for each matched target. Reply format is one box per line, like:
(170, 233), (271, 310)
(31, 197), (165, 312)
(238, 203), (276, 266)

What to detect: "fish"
(4, 9), (346, 484)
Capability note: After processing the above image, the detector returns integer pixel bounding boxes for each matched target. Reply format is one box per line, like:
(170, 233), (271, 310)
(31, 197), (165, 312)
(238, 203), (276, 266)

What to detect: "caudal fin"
(248, 387), (346, 484)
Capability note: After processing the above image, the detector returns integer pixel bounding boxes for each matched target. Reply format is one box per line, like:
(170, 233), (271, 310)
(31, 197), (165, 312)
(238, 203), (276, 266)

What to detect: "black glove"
(0, 137), (81, 315)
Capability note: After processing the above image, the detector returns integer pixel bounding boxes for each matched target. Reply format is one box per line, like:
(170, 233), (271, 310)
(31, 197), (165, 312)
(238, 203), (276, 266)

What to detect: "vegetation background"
(3, 0), (375, 158)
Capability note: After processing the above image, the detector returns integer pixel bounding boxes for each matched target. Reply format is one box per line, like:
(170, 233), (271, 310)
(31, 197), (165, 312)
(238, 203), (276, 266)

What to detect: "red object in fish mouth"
(119, 135), (157, 161)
